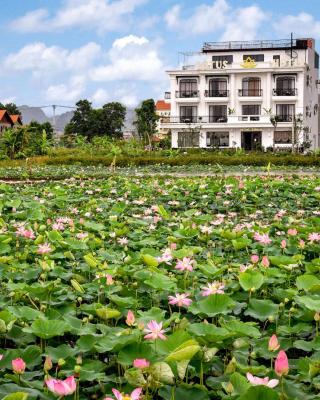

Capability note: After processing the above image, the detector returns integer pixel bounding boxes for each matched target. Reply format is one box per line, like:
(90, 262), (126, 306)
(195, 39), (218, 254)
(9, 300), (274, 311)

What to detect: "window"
(242, 105), (261, 115)
(274, 131), (292, 144)
(275, 76), (296, 95)
(209, 105), (227, 123)
(316, 52), (319, 69)
(208, 79), (228, 96)
(276, 104), (295, 122)
(178, 131), (199, 147)
(273, 55), (280, 66)
(212, 55), (233, 64)
(243, 54), (264, 62)
(178, 79), (198, 97)
(241, 77), (261, 96)
(180, 106), (197, 123)
(207, 132), (229, 147)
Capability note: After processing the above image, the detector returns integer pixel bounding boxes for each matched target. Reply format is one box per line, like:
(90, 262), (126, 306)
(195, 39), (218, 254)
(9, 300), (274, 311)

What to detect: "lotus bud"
(268, 315), (275, 322)
(225, 382), (234, 394)
(58, 358), (66, 367)
(314, 312), (320, 322)
(76, 356), (82, 365)
(44, 357), (52, 372)
(225, 357), (237, 374)
(126, 310), (135, 327)
(275, 350), (289, 377)
(233, 338), (247, 349)
(268, 334), (280, 352)
(12, 358), (26, 374)
(88, 314), (93, 321)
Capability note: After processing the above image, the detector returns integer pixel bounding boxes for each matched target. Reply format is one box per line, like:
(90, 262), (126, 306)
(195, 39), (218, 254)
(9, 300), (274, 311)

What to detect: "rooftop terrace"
(202, 38), (312, 53)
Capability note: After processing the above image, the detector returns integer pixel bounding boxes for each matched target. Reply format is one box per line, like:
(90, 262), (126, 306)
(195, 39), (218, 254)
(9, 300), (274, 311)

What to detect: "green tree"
(29, 121), (54, 140)
(134, 99), (158, 146)
(64, 100), (126, 140)
(0, 103), (21, 115)
(101, 102), (126, 138)
(65, 100), (95, 139)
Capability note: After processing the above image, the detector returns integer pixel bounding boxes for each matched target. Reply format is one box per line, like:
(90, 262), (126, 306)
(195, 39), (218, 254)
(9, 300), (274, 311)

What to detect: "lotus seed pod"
(225, 382), (234, 394)
(74, 365), (81, 373)
(88, 315), (93, 321)
(76, 356), (83, 365)
(58, 358), (65, 367)
(284, 298), (289, 303)
(268, 315), (275, 322)
(314, 312), (320, 322)
(77, 297), (83, 303)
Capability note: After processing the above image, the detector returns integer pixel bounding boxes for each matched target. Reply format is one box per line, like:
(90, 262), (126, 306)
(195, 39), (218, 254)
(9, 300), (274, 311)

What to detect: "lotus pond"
(0, 175), (319, 399)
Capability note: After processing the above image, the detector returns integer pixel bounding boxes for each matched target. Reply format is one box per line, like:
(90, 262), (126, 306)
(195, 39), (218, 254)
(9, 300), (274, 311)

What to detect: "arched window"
(241, 77), (261, 96)
(208, 78), (228, 97)
(275, 76), (296, 96)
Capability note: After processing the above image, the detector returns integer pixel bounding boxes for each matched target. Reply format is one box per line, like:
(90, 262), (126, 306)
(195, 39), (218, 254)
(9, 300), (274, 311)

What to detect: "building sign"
(212, 60), (229, 69)
(240, 57), (257, 69)
(272, 59), (304, 68)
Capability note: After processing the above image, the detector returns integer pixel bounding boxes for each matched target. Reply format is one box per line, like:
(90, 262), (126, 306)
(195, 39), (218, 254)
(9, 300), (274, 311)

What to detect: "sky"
(1, 0), (320, 113)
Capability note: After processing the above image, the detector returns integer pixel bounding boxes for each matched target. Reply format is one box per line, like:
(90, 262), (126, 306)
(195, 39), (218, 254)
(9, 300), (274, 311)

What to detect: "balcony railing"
(276, 115), (294, 122)
(164, 91), (171, 99)
(160, 115), (271, 124)
(175, 90), (199, 98)
(273, 88), (297, 96)
(204, 90), (229, 97)
(238, 89), (263, 96)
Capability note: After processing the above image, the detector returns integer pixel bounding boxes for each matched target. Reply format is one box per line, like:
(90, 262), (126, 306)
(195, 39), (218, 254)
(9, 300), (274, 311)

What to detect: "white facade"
(162, 38), (319, 150)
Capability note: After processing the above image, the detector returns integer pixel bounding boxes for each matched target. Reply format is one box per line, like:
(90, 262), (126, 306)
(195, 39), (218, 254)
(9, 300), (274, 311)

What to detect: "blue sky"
(1, 0), (320, 112)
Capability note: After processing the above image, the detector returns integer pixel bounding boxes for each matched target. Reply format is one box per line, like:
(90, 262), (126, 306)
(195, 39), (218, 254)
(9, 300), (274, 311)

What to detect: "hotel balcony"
(272, 88), (298, 101)
(238, 89), (263, 96)
(276, 115), (294, 122)
(160, 115), (272, 127)
(273, 88), (297, 96)
(204, 89), (229, 99)
(175, 90), (200, 99)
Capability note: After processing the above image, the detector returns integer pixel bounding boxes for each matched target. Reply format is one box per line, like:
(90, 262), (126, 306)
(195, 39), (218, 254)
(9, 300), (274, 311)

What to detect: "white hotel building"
(162, 38), (319, 150)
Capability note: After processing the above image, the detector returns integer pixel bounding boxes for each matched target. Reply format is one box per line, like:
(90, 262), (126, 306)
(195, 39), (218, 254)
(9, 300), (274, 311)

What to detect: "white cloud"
(91, 89), (110, 105)
(164, 0), (267, 40)
(165, 0), (230, 35)
(3, 42), (101, 75)
(46, 75), (86, 102)
(11, 0), (148, 33)
(90, 35), (165, 82)
(274, 12), (320, 39)
(1, 96), (17, 104)
(221, 6), (267, 41)
(119, 94), (139, 107)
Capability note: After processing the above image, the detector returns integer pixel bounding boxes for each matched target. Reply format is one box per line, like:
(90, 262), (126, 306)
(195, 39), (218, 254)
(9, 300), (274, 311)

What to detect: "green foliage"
(134, 99), (158, 145)
(64, 99), (126, 140)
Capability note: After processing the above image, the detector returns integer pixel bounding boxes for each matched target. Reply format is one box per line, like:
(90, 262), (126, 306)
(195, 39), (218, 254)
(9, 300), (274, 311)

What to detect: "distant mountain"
(18, 105), (137, 135)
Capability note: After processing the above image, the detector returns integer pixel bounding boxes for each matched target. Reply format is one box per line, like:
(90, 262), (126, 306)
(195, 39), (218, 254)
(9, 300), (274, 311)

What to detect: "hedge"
(42, 154), (320, 167)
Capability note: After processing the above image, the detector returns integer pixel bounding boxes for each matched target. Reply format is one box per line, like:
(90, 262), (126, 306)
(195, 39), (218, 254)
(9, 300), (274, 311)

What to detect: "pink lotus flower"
(16, 226), (35, 239)
(251, 255), (259, 264)
(275, 350), (289, 377)
(144, 320), (166, 340)
(201, 281), (225, 296)
(0, 355), (3, 361)
(46, 376), (77, 396)
(281, 240), (287, 249)
(12, 358), (26, 374)
(268, 334), (280, 352)
(106, 274), (114, 285)
(254, 232), (272, 245)
(37, 242), (52, 254)
(133, 358), (150, 369)
(246, 372), (279, 388)
(308, 232), (320, 242)
(175, 257), (194, 272)
(299, 239), (305, 249)
(168, 293), (192, 307)
(105, 388), (142, 400)
(261, 256), (270, 268)
(287, 228), (297, 236)
(126, 310), (135, 326)
(170, 243), (177, 250)
(76, 232), (88, 239)
(117, 237), (128, 245)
